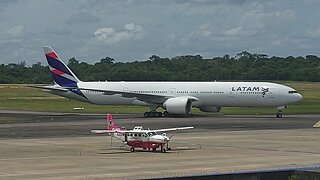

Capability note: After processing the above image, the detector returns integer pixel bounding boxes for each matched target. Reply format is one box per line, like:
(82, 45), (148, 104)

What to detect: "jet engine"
(163, 97), (192, 115)
(198, 106), (221, 112)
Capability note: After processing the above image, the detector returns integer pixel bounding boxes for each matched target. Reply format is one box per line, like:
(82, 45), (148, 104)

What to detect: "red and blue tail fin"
(43, 46), (80, 87)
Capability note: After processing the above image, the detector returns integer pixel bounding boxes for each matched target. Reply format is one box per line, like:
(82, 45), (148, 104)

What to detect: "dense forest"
(1, 51), (320, 83)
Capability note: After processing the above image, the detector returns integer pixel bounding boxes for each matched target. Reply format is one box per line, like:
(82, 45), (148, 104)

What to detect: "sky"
(0, 0), (320, 65)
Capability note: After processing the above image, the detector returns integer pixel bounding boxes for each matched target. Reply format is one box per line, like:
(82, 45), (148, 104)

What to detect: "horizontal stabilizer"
(313, 121), (320, 128)
(90, 130), (112, 134)
(28, 85), (68, 92)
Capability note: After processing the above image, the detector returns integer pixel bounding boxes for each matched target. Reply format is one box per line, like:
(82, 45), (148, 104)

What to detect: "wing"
(153, 127), (194, 132)
(80, 87), (170, 104)
(80, 87), (199, 104)
(91, 129), (148, 134)
(90, 130), (112, 134)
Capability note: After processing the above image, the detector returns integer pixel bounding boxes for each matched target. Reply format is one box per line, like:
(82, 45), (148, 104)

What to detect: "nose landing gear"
(276, 106), (286, 118)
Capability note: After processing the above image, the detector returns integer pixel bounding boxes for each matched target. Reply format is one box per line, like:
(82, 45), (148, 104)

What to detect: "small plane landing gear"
(160, 145), (166, 153)
(166, 144), (171, 151)
(130, 147), (135, 152)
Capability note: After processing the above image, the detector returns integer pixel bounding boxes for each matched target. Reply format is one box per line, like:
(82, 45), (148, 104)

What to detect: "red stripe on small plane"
(52, 69), (64, 75)
(46, 52), (60, 60)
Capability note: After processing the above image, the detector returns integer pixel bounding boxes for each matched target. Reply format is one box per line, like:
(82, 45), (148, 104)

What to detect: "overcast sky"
(0, 0), (320, 65)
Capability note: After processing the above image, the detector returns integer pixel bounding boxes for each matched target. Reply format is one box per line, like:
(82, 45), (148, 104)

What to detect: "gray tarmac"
(0, 111), (320, 179)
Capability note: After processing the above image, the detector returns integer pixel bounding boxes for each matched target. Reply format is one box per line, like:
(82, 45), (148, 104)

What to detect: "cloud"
(0, 0), (17, 9)
(307, 27), (320, 38)
(222, 26), (256, 37)
(4, 26), (24, 37)
(66, 12), (100, 24)
(94, 23), (143, 44)
(0, 26), (24, 44)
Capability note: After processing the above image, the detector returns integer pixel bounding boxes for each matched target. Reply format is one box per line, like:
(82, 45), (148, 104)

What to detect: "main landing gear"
(276, 106), (286, 118)
(144, 105), (164, 117)
(144, 111), (163, 117)
(143, 111), (171, 117)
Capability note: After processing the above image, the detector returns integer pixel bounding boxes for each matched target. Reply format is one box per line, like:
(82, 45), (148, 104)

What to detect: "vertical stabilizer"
(43, 46), (80, 87)
(107, 113), (118, 130)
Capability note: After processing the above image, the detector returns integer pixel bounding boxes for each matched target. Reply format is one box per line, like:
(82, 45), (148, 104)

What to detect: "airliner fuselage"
(47, 81), (302, 115)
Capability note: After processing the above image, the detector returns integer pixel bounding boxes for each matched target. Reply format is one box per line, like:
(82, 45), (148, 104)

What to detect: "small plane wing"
(91, 129), (147, 134)
(153, 127), (194, 132)
(91, 127), (194, 134)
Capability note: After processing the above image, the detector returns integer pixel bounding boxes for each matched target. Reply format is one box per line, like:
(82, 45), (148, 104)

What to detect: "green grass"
(0, 84), (149, 113)
(0, 117), (16, 123)
(0, 82), (319, 114)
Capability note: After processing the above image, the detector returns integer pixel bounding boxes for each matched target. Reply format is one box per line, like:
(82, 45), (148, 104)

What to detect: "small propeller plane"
(91, 114), (194, 153)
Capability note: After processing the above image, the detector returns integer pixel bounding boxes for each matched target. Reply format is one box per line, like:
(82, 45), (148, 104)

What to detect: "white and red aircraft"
(91, 114), (194, 153)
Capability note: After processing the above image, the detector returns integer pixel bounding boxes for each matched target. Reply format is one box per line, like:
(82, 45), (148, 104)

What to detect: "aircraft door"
(229, 87), (239, 98)
(124, 133), (128, 142)
(170, 88), (176, 94)
(267, 87), (277, 98)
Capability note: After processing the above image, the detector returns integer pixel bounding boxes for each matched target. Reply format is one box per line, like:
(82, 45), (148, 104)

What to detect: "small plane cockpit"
(147, 132), (158, 136)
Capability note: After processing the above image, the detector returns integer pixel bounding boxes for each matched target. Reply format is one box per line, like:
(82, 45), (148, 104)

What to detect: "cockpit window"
(288, 91), (298, 94)
(147, 132), (158, 136)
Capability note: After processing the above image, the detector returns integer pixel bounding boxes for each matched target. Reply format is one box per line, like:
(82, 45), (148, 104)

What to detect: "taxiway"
(0, 111), (319, 179)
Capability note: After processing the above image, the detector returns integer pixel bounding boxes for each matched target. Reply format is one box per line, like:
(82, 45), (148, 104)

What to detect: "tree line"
(1, 51), (320, 84)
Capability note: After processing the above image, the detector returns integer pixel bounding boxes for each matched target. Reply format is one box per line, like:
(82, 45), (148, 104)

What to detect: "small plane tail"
(43, 46), (81, 87)
(107, 113), (118, 130)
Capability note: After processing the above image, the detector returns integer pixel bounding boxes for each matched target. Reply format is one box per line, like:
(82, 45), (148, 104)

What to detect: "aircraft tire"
(156, 112), (162, 117)
(150, 111), (156, 117)
(276, 113), (282, 118)
(144, 112), (150, 117)
(130, 147), (135, 152)
(163, 111), (169, 117)
(152, 148), (156, 151)
(161, 148), (166, 153)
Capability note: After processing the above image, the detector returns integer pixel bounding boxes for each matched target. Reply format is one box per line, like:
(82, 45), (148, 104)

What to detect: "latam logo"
(232, 86), (270, 95)
(232, 87), (260, 91)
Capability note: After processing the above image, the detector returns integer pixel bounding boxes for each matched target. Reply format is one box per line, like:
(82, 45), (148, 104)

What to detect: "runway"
(0, 111), (320, 179)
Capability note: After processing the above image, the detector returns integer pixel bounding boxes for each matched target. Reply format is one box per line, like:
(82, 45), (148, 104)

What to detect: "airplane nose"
(297, 93), (303, 101)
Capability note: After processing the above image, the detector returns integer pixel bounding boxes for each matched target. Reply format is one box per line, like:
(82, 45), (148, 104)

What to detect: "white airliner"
(37, 46), (302, 118)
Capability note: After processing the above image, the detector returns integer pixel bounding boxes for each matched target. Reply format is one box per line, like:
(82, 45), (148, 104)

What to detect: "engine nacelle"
(163, 97), (192, 115)
(199, 106), (221, 112)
